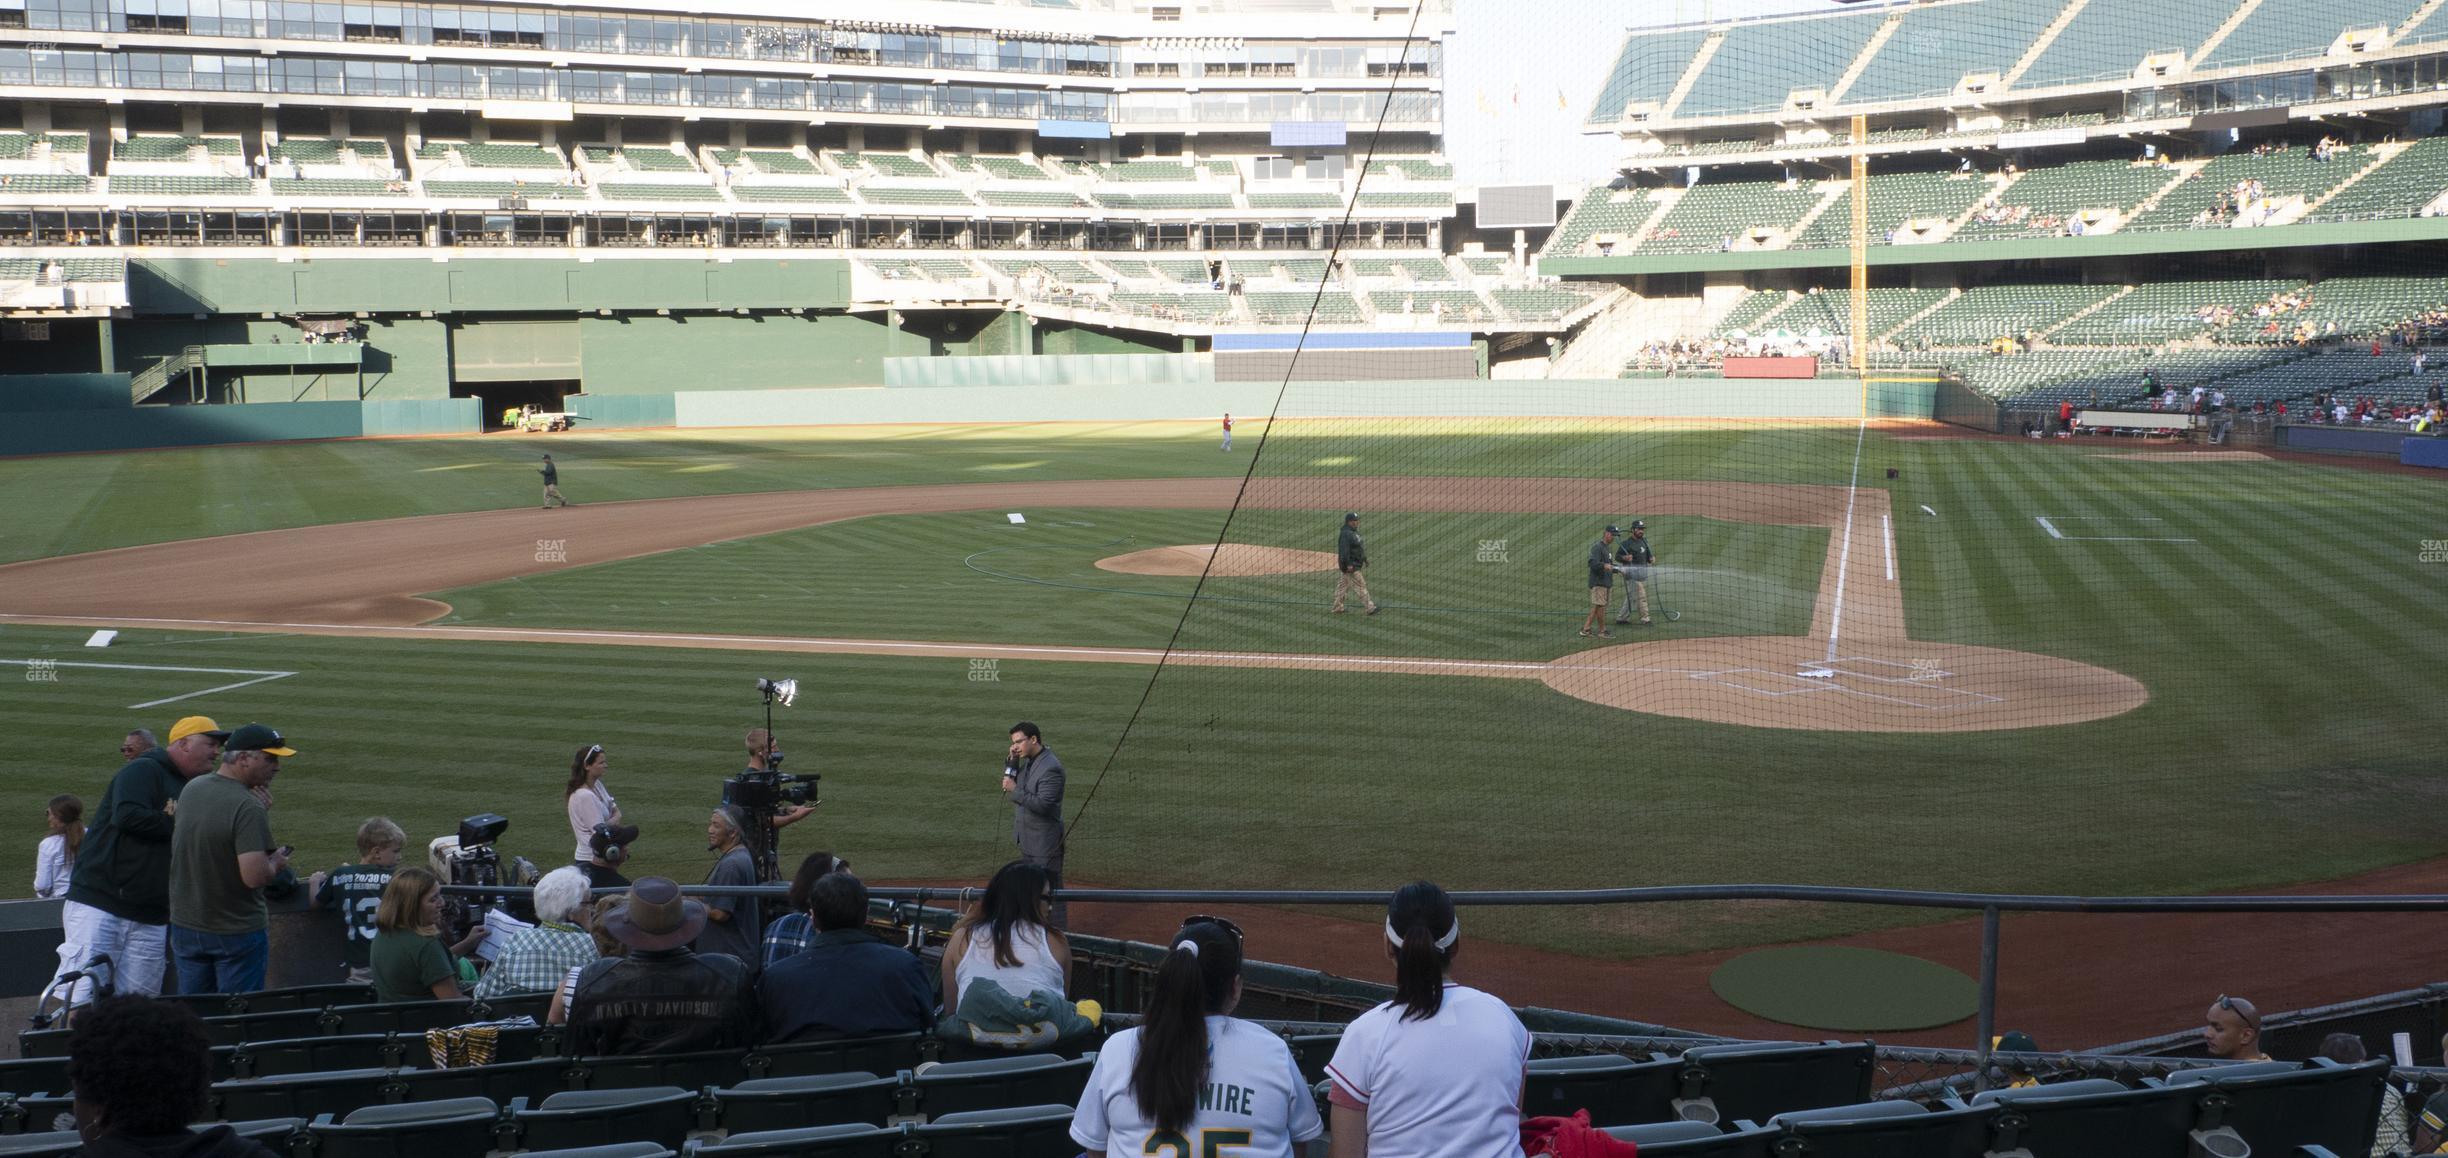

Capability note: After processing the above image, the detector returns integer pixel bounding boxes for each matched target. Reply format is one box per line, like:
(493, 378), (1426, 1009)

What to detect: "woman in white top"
(563, 744), (628, 889)
(1073, 916), (1321, 1157)
(1325, 881), (1530, 1158)
(939, 860), (1069, 1015)
(33, 794), (83, 900)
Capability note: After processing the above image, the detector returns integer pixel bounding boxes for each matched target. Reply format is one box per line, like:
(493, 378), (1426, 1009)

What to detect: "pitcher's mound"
(1096, 544), (1338, 577)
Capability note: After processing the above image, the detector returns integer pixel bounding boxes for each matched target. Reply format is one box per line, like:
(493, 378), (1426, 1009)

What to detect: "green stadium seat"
(1678, 11), (1886, 117)
(1615, 1122), (1779, 1156)
(209, 1067), (395, 1123)
(110, 175), (256, 196)
(2128, 147), (2373, 232)
(1102, 160), (1199, 182)
(0, 1093), (73, 1137)
(1766, 1099), (1996, 1157)
(1672, 1042), (1873, 1127)
(1246, 291), (1363, 324)
(386, 1056), (576, 1107)
(573, 1048), (752, 1093)
(1843, 0), (2064, 103)
(729, 185), (854, 204)
(306, 1096), (503, 1158)
(903, 1055), (1091, 1123)
(0, 1057), (67, 1099)
(713, 1073), (901, 1134)
(1355, 191), (1454, 209)
(523, 1146), (676, 1158)
(905, 1104), (1074, 1157)
(270, 178), (410, 197)
(0, 173), (89, 195)
(976, 156), (1054, 181)
(1093, 191), (1234, 210)
(1793, 173), (1990, 250)
(0, 1131), (80, 1157)
(750, 1032), (928, 1081)
(269, 138), (343, 163)
(231, 1033), (410, 1079)
(684, 1123), (903, 1156)
(2203, 0), (2422, 69)
(1968, 1080), (2203, 1158)
(1637, 180), (1822, 253)
(857, 186), (975, 207)
(513, 1086), (701, 1151)
(1368, 289), (1493, 323)
(1955, 160), (2179, 242)
(976, 189), (1088, 208)
(1525, 1053), (1690, 1127)
(1366, 158), (1454, 180)
(2020, 2), (2234, 88)
(2306, 137), (2448, 224)
(599, 184), (724, 202)
(1248, 191), (1344, 209)
(1492, 286), (1610, 322)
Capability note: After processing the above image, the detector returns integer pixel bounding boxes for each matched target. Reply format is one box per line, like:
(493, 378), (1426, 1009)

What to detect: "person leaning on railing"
(369, 867), (487, 1002)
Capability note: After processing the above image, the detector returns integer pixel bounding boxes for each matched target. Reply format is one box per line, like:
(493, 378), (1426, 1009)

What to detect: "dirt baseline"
(0, 476), (2144, 733)
(1096, 543), (1338, 577)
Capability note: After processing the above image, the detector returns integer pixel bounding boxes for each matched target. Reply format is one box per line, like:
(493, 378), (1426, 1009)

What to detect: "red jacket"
(1521, 1109), (1639, 1157)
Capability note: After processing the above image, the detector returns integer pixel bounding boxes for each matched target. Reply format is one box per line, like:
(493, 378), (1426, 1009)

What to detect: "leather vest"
(567, 948), (755, 1056)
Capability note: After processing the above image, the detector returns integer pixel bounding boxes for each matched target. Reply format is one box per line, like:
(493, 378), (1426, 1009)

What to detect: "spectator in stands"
(761, 851), (849, 968)
(166, 724), (297, 996)
(50, 716), (224, 1011)
(307, 817), (406, 984)
(2415, 1031), (2448, 1152)
(566, 744), (630, 889)
(370, 866), (486, 1001)
(1993, 1030), (2042, 1089)
(474, 866), (596, 1001)
(2202, 994), (2270, 1061)
(66, 997), (277, 1157)
(567, 876), (758, 1055)
(550, 894), (628, 1026)
(1072, 916), (1321, 1157)
(2316, 1032), (2406, 1154)
(35, 795), (83, 901)
(1325, 881), (1530, 1158)
(940, 860), (1069, 1018)
(693, 806), (762, 969)
(116, 730), (155, 763)
(756, 872), (935, 1041)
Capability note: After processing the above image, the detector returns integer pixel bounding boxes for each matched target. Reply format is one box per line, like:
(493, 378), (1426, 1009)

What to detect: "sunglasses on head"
(586, 745), (604, 762)
(2215, 994), (2261, 1029)
(1182, 914), (1244, 943)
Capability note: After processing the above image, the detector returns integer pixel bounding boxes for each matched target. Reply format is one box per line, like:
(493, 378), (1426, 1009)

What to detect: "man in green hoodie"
(49, 716), (224, 1009)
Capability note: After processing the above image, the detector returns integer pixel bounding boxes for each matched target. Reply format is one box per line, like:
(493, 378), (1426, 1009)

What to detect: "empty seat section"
(2020, 3), (2233, 88)
(2200, 0), (2422, 69)
(1369, 289), (1492, 322)
(2127, 147), (2374, 231)
(110, 175), (255, 196)
(1843, 0), (2066, 103)
(1893, 283), (2121, 346)
(858, 187), (976, 206)
(1673, 1042), (1873, 1126)
(2305, 137), (2448, 222)
(1794, 173), (1990, 249)
(1638, 181), (1822, 253)
(1247, 291), (1363, 324)
(1957, 160), (2180, 240)
(1678, 11), (1886, 117)
(2051, 279), (2300, 345)
(1545, 186), (1658, 256)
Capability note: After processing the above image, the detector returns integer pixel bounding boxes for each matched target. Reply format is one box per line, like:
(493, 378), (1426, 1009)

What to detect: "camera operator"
(565, 745), (631, 889)
(742, 729), (817, 833)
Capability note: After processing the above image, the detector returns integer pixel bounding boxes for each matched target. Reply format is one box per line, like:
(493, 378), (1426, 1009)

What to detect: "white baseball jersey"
(1072, 1015), (1323, 1158)
(1325, 983), (1530, 1158)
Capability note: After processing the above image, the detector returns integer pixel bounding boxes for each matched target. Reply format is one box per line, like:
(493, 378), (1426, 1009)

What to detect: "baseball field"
(2, 416), (2442, 1040)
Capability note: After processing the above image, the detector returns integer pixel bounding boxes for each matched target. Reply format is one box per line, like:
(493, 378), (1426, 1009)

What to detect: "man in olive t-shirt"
(167, 724), (295, 996)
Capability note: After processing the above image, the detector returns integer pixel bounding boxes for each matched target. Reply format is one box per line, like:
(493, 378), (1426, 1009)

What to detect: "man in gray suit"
(1001, 721), (1066, 928)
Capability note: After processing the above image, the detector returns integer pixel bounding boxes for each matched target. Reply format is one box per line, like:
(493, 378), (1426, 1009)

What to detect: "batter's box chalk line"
(1684, 661), (2003, 711)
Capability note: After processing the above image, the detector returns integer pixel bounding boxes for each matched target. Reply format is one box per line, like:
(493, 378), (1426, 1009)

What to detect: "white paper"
(2394, 1031), (2414, 1068)
(470, 907), (532, 964)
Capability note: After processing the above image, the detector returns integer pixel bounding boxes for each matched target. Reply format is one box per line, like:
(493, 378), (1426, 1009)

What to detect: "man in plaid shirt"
(473, 866), (598, 1000)
(760, 852), (849, 969)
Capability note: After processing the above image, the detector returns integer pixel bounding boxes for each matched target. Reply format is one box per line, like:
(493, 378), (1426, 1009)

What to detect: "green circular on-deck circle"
(1709, 946), (1979, 1032)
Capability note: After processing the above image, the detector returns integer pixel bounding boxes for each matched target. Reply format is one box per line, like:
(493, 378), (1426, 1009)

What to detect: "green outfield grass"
(2, 425), (2443, 964)
(428, 508), (1828, 659)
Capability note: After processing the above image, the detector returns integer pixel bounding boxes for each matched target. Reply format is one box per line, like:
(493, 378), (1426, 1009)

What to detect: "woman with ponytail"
(1071, 916), (1321, 1157)
(1324, 881), (1530, 1158)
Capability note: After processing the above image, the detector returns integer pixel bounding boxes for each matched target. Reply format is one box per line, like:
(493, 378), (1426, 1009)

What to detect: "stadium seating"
(1355, 191), (1455, 210)
(1101, 160), (1199, 182)
(1247, 291), (1364, 324)
(1715, 290), (1792, 335)
(512, 1086), (701, 1151)
(1524, 1053), (1689, 1127)
(1546, 185), (1658, 257)
(1092, 191), (1234, 210)
(1111, 293), (1235, 322)
(1783, 287), (1950, 341)
(1369, 289), (1493, 323)
(1892, 283), (2122, 347)
(1956, 160), (2181, 240)
(1764, 1099), (1997, 1157)
(1842, 0), (2067, 103)
(304, 1096), (502, 1157)
(685, 1123), (900, 1155)
(1950, 349), (2156, 402)
(1461, 254), (1509, 275)
(2018, 3), (2238, 89)
(715, 150), (821, 176)
(109, 174), (255, 196)
(1670, 1041), (1873, 1126)
(2200, 0), (2422, 69)
(832, 151), (940, 178)
(1492, 286), (1609, 322)
(1678, 11), (1887, 117)
(271, 178), (409, 197)
(1350, 256), (1450, 280)
(1793, 173), (1991, 250)
(2303, 137), (2448, 223)
(898, 1054), (1091, 1122)
(1248, 192), (1344, 209)
(1609, 1121), (1780, 1155)
(599, 184), (726, 202)
(450, 142), (567, 169)
(1368, 158), (1455, 180)
(1639, 180), (1824, 253)
(113, 134), (240, 162)
(2049, 278), (2299, 345)
(906, 1104), (1075, 1155)
(1592, 30), (1710, 120)
(729, 185), (854, 204)
(975, 190), (1089, 208)
(423, 180), (589, 200)
(0, 174), (94, 194)
(857, 187), (977, 207)
(2125, 147), (2374, 231)
(711, 1073), (901, 1134)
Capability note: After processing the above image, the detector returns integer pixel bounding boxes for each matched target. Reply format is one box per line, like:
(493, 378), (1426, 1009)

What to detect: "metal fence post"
(1974, 904), (2000, 1093)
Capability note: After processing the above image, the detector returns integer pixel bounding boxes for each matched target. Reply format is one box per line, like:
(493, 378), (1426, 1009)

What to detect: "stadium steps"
(1821, 11), (1907, 104)
(1626, 190), (1679, 248)
(2189, 0), (2271, 70)
(1886, 288), (1962, 339)
(2002, 0), (2094, 87)
(2297, 141), (2412, 217)
(1778, 183), (1858, 249)
(2039, 286), (2136, 339)
(2402, 0), (2448, 36)
(1655, 33), (1726, 120)
(2113, 159), (2213, 229)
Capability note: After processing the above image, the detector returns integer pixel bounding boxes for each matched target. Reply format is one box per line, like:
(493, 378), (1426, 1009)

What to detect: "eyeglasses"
(1182, 914), (1244, 943)
(2215, 994), (2261, 1029)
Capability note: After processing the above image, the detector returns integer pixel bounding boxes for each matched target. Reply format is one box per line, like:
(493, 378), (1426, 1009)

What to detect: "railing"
(129, 344), (203, 405)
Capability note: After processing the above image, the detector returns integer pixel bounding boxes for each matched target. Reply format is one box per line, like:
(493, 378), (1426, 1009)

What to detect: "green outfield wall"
(129, 257), (853, 315)
(0, 373), (131, 412)
(884, 352), (1213, 387)
(0, 397), (476, 456)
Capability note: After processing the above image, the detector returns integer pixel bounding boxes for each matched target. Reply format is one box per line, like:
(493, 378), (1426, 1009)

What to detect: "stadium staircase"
(2402, 0), (2448, 36)
(131, 346), (205, 405)
(2296, 141), (2413, 218)
(1550, 292), (1695, 378)
(2189, 0), (2271, 70)
(1626, 190), (1680, 248)
(1823, 12), (1907, 104)
(1779, 183), (1858, 250)
(1885, 289), (1962, 340)
(2037, 285), (2136, 340)
(2001, 0), (2094, 87)
(2112, 160), (2212, 229)
(1655, 35), (1726, 121)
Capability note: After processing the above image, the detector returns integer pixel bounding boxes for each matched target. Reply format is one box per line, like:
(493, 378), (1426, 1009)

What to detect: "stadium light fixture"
(755, 677), (799, 708)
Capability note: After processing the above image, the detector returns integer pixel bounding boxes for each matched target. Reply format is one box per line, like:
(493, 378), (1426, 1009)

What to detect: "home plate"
(1797, 668), (1837, 680)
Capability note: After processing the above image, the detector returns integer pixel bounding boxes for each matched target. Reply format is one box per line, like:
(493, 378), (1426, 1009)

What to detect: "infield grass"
(2, 426), (2443, 963)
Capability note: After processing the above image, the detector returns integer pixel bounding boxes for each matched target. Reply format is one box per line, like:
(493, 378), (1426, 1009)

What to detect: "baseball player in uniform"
(1614, 520), (1658, 626)
(1581, 525), (1618, 639)
(1221, 413), (1233, 452)
(539, 454), (569, 509)
(1332, 512), (1379, 615)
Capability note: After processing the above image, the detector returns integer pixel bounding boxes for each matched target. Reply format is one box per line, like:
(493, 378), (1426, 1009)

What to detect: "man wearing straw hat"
(566, 876), (758, 1056)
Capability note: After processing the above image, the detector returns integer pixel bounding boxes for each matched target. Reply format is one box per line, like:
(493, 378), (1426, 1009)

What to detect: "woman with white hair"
(472, 866), (599, 1001)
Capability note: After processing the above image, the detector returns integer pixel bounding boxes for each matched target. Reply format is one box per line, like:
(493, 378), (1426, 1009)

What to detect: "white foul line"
(2033, 515), (2194, 544)
(0, 659), (300, 709)
(1822, 415), (1869, 664)
(2035, 516), (2064, 539)
(1881, 514), (1895, 581)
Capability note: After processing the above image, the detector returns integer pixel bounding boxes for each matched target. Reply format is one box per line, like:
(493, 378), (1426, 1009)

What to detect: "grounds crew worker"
(540, 454), (569, 509)
(1614, 520), (1658, 626)
(1581, 525), (1617, 639)
(1332, 512), (1379, 615)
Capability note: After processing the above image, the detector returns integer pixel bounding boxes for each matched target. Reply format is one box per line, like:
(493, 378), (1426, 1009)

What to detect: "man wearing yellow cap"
(169, 724), (297, 995)
(50, 716), (225, 1010)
